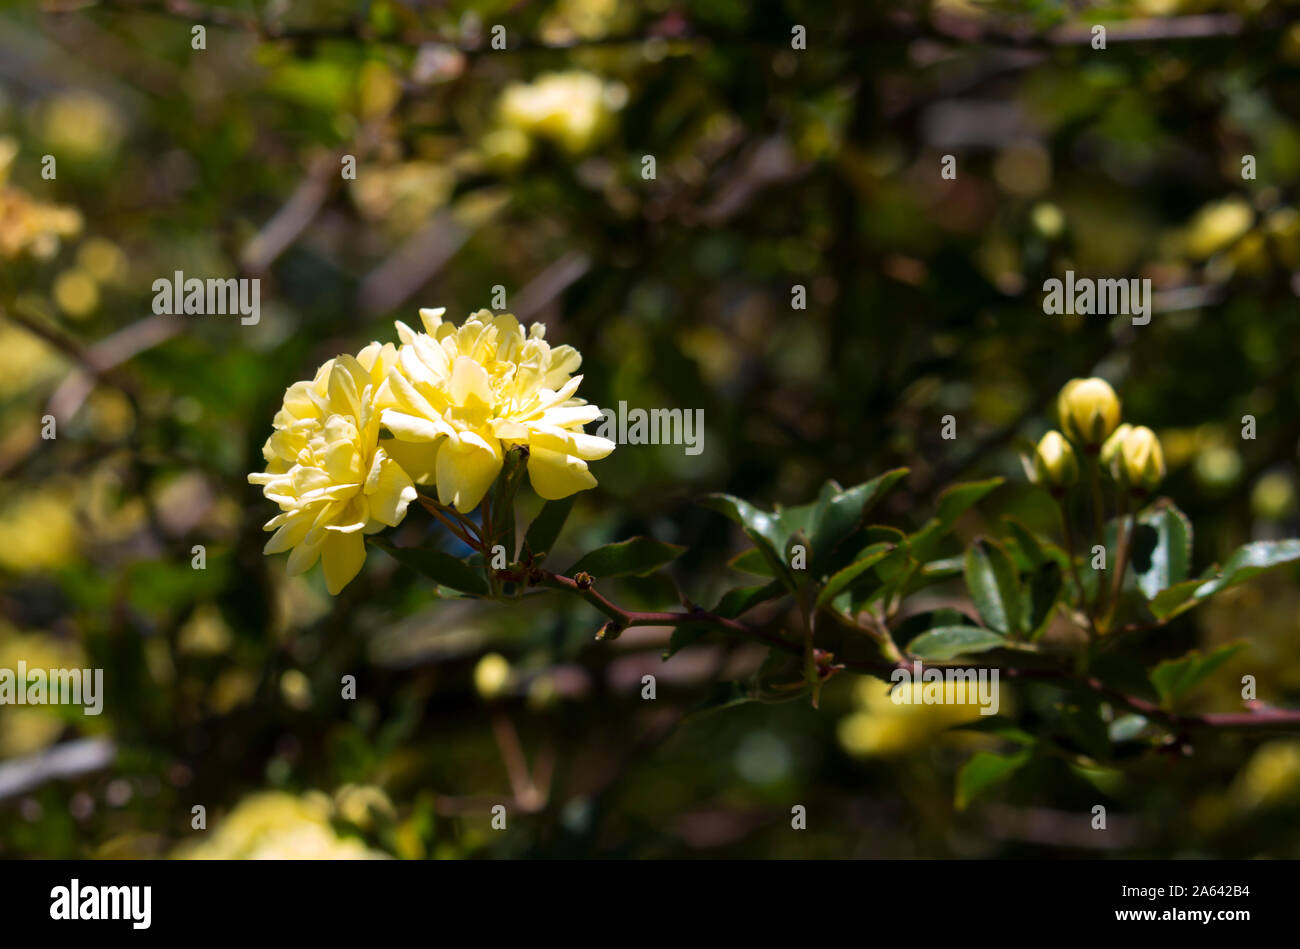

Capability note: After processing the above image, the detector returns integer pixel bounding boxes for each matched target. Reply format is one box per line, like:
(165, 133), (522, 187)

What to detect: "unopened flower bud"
(1120, 426), (1165, 492)
(1100, 423), (1133, 478)
(1032, 430), (1078, 490)
(1058, 377), (1121, 447)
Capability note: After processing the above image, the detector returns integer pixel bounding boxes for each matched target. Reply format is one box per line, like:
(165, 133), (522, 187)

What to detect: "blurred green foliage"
(2, 0), (1300, 858)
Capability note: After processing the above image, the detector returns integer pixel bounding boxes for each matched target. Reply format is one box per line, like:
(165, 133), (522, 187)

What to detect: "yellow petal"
(364, 451), (417, 527)
(527, 445), (597, 500)
(380, 437), (440, 485)
(286, 535), (325, 575)
(321, 531), (366, 594)
(264, 510), (313, 554)
(436, 432), (502, 511)
(326, 358), (362, 419)
(381, 409), (452, 443)
(448, 355), (494, 408)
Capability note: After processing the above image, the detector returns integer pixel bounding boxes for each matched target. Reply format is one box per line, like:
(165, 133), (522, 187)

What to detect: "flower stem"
(1087, 455), (1109, 619)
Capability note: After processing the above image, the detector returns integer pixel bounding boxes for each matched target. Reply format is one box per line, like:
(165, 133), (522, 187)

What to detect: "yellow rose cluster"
(1031, 377), (1166, 493)
(250, 308), (615, 593)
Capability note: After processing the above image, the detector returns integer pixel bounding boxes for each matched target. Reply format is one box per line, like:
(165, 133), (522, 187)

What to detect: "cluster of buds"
(1031, 378), (1165, 494)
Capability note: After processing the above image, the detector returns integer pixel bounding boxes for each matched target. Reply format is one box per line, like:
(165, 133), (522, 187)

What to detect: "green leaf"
(906, 625), (1007, 661)
(1193, 539), (1300, 599)
(369, 538), (488, 596)
(566, 536), (686, 578)
(920, 555), (964, 579)
(714, 580), (787, 618)
(703, 493), (785, 550)
(1131, 500), (1192, 600)
(1020, 561), (1063, 639)
(1147, 539), (1300, 620)
(909, 477), (1004, 561)
(815, 542), (896, 608)
(728, 547), (773, 576)
(808, 468), (908, 565)
(522, 495), (575, 563)
(775, 481), (837, 542)
(955, 750), (1031, 811)
(704, 494), (795, 589)
(1003, 517), (1049, 569)
(1147, 578), (1202, 619)
(1150, 643), (1246, 708)
(964, 537), (1021, 634)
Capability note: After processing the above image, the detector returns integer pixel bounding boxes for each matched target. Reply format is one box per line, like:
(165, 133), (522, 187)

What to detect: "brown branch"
(537, 570), (1300, 734)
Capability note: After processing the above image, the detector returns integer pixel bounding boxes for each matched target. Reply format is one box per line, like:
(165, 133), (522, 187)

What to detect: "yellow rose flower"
(377, 308), (615, 512)
(249, 341), (418, 594)
(1057, 377), (1121, 447)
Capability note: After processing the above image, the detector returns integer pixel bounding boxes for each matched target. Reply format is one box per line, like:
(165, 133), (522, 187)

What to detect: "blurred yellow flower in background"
(497, 71), (626, 154)
(175, 791), (389, 859)
(40, 91), (125, 160)
(378, 307), (615, 512)
(1231, 741), (1300, 812)
(0, 482), (79, 573)
(0, 322), (68, 398)
(837, 677), (1006, 758)
(249, 342), (417, 594)
(0, 138), (82, 259)
(1184, 196), (1253, 260)
(0, 626), (89, 756)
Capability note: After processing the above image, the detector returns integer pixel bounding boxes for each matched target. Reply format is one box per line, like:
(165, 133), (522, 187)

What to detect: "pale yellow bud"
(1120, 426), (1165, 492)
(1032, 430), (1078, 490)
(1100, 423), (1133, 477)
(1058, 377), (1121, 447)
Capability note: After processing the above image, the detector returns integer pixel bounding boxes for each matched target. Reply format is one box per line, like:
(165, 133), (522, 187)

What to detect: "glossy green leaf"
(704, 493), (793, 587)
(964, 537), (1021, 634)
(815, 542), (896, 608)
(1147, 539), (1300, 620)
(906, 625), (1007, 661)
(909, 477), (1004, 561)
(1003, 517), (1049, 569)
(566, 536), (686, 578)
(808, 468), (908, 563)
(369, 538), (488, 596)
(1193, 540), (1300, 600)
(1020, 561), (1062, 639)
(1147, 578), (1202, 619)
(1131, 500), (1192, 600)
(703, 494), (784, 550)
